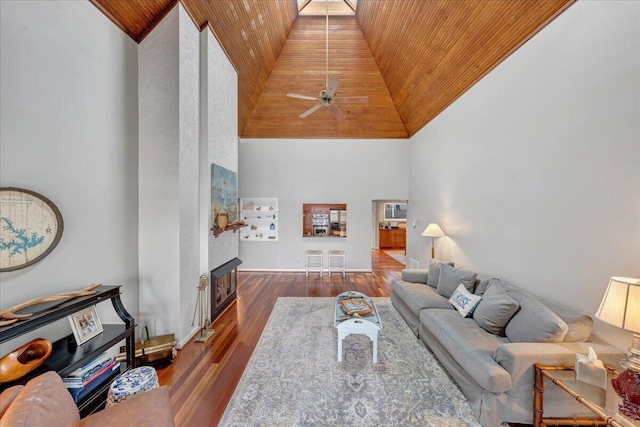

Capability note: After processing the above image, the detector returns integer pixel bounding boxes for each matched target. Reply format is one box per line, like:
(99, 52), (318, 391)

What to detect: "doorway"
(372, 200), (407, 267)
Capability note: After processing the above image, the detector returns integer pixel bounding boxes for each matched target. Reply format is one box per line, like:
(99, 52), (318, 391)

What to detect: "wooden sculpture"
(0, 338), (53, 382)
(0, 283), (101, 327)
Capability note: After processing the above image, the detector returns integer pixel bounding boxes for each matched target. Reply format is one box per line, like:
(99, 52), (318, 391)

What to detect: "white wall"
(138, 4), (201, 344)
(0, 1), (139, 351)
(407, 1), (640, 349)
(238, 139), (409, 271)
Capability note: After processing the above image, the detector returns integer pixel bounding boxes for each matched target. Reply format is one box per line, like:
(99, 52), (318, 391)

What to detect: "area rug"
(384, 250), (407, 265)
(219, 297), (480, 427)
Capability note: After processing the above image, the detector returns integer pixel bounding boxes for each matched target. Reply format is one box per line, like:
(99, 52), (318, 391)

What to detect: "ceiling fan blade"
(326, 78), (339, 97)
(299, 104), (322, 118)
(339, 96), (369, 104)
(287, 92), (318, 101)
(329, 104), (345, 121)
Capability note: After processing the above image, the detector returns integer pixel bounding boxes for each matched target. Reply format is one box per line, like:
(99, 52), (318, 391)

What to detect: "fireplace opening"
(210, 257), (242, 322)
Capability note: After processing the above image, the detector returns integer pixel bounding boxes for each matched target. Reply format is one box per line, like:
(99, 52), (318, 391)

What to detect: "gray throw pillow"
(473, 284), (520, 336)
(436, 263), (477, 298)
(425, 259), (454, 288)
(474, 278), (491, 296)
(505, 294), (568, 343)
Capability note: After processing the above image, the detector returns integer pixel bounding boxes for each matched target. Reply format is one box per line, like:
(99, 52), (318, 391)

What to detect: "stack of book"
(63, 352), (119, 402)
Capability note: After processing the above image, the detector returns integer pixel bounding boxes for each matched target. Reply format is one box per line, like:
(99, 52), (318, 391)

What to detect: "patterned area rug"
(219, 297), (480, 427)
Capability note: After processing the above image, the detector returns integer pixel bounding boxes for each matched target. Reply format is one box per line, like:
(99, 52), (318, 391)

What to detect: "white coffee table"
(334, 291), (382, 363)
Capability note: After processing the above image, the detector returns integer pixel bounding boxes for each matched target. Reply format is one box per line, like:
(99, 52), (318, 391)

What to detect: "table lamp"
(594, 276), (640, 420)
(422, 223), (445, 259)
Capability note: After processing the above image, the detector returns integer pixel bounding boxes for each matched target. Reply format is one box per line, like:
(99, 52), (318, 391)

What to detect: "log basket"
(117, 326), (176, 368)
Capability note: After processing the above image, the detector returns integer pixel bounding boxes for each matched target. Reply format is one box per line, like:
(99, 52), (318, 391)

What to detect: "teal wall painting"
(211, 164), (238, 225)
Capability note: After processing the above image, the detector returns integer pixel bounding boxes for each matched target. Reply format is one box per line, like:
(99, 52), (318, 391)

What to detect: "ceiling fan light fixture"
(285, 0), (368, 120)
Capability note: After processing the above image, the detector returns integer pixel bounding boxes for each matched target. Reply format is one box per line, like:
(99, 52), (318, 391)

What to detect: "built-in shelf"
(240, 198), (278, 242)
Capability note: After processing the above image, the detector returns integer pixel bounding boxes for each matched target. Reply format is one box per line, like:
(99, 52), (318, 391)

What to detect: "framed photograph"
(68, 306), (103, 345)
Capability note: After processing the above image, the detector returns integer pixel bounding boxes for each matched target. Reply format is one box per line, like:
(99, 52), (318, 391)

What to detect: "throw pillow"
(473, 278), (491, 296)
(473, 284), (520, 336)
(436, 263), (477, 298)
(449, 284), (482, 317)
(425, 259), (454, 288)
(504, 294), (568, 343)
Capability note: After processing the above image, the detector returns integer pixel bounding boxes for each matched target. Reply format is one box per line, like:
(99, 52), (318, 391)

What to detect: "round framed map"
(0, 188), (64, 272)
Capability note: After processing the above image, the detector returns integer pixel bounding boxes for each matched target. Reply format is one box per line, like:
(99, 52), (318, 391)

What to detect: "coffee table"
(334, 291), (382, 363)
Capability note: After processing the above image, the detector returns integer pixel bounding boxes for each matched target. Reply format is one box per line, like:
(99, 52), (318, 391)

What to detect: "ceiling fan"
(286, 0), (368, 121)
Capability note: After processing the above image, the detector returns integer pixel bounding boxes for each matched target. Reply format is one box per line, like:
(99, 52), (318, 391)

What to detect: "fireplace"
(210, 257), (242, 322)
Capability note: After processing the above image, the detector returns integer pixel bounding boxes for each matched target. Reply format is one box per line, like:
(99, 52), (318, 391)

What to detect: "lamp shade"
(422, 223), (445, 238)
(595, 277), (640, 333)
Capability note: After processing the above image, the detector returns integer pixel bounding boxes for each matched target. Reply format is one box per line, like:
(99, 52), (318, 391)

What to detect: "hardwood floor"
(157, 250), (405, 426)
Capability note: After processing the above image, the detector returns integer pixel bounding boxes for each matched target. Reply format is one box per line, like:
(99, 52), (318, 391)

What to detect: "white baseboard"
(237, 268), (372, 273)
(179, 326), (203, 349)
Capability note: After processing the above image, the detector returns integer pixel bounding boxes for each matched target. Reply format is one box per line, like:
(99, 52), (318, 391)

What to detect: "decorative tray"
(338, 298), (374, 317)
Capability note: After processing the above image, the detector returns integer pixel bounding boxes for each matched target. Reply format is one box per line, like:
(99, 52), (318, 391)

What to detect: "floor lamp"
(422, 223), (445, 259)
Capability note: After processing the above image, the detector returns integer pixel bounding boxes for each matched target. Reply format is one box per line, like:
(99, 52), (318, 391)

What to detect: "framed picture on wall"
(211, 164), (238, 226)
(68, 306), (103, 345)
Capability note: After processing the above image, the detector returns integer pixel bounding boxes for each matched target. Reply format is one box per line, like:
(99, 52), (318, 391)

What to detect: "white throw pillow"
(449, 284), (482, 317)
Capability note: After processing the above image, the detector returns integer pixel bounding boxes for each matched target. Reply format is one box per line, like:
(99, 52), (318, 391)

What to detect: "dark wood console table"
(0, 285), (135, 417)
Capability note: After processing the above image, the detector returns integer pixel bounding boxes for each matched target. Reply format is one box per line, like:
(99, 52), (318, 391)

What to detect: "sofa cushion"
(505, 292), (568, 343)
(449, 284), (482, 317)
(426, 259), (454, 288)
(80, 386), (175, 427)
(543, 300), (594, 342)
(401, 269), (428, 284)
(490, 278), (590, 343)
(473, 275), (492, 296)
(1, 371), (80, 427)
(560, 315), (592, 342)
(436, 263), (478, 298)
(473, 283), (520, 336)
(420, 309), (512, 393)
(0, 385), (23, 418)
(391, 279), (453, 318)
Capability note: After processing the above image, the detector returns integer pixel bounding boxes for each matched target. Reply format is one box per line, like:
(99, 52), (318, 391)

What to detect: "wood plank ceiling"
(90, 0), (574, 139)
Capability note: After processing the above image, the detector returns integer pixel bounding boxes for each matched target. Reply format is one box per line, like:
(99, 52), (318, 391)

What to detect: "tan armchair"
(0, 371), (174, 426)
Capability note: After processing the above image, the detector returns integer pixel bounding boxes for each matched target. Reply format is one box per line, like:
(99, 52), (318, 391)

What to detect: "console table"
(533, 363), (639, 427)
(0, 285), (135, 417)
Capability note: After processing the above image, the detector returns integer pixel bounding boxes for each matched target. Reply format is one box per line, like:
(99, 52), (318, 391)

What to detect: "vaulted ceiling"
(90, 0), (574, 139)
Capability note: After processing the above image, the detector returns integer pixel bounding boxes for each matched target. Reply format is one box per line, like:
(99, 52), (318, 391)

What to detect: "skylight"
(298, 0), (356, 16)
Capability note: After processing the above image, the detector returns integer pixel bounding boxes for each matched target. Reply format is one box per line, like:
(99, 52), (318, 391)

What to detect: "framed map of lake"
(0, 188), (64, 272)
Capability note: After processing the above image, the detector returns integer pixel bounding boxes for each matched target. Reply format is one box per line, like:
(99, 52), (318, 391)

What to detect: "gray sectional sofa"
(391, 260), (624, 427)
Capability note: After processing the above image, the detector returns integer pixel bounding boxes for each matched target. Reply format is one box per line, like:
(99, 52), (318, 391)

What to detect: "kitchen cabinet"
(302, 203), (347, 237)
(240, 198), (278, 241)
(379, 228), (406, 249)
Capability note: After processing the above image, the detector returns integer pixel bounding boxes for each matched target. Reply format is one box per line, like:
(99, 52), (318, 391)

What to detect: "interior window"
(384, 203), (407, 220)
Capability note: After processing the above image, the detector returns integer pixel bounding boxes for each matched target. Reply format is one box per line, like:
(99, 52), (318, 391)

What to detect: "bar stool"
(305, 250), (323, 277)
(328, 250), (346, 277)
